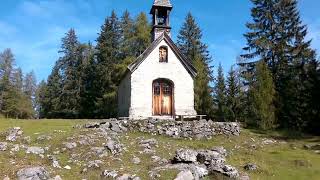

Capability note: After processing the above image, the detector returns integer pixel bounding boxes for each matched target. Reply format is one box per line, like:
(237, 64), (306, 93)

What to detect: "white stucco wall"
(118, 73), (131, 117)
(129, 39), (197, 118)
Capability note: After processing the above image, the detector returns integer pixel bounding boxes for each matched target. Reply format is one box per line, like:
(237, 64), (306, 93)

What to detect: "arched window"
(159, 46), (168, 63)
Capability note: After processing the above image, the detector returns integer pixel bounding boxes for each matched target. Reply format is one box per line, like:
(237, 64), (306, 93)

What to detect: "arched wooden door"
(152, 79), (174, 116)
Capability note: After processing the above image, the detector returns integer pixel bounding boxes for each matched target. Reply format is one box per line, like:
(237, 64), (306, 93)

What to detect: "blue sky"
(0, 0), (319, 81)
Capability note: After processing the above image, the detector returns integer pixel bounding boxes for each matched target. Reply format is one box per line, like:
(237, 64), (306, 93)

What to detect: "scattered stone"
(262, 138), (276, 145)
(23, 136), (31, 144)
(174, 170), (194, 180)
(197, 149), (224, 165)
(102, 170), (118, 178)
(0, 142), (8, 151)
(50, 175), (62, 180)
(17, 167), (49, 180)
(37, 135), (52, 141)
(3, 176), (10, 180)
(221, 165), (239, 178)
(132, 157), (141, 164)
(139, 138), (158, 146)
(211, 146), (228, 157)
(151, 155), (161, 162)
(174, 149), (198, 163)
(48, 155), (61, 169)
(244, 163), (258, 171)
(11, 144), (20, 152)
(87, 160), (103, 169)
(26, 146), (45, 155)
(304, 144), (320, 150)
(6, 127), (23, 142)
(315, 150), (320, 154)
(106, 140), (123, 155)
(64, 165), (71, 170)
(64, 142), (77, 150)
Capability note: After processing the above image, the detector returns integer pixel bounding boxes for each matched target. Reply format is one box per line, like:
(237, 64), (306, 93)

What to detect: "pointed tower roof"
(153, 0), (172, 7)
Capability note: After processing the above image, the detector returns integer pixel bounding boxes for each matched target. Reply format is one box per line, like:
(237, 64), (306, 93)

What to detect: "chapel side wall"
(118, 73), (131, 117)
(130, 40), (197, 118)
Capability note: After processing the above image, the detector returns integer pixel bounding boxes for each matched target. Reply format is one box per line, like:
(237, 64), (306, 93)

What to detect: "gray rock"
(17, 167), (49, 180)
(102, 170), (118, 178)
(37, 135), (52, 141)
(6, 127), (23, 142)
(211, 146), (228, 157)
(50, 175), (62, 180)
(197, 150), (224, 165)
(132, 157), (141, 164)
(0, 142), (8, 151)
(90, 147), (107, 156)
(23, 136), (31, 144)
(116, 174), (131, 180)
(64, 142), (77, 150)
(26, 146), (45, 155)
(139, 138), (158, 146)
(174, 170), (194, 180)
(87, 160), (103, 169)
(244, 163), (258, 171)
(174, 149), (198, 163)
(209, 158), (226, 171)
(106, 140), (123, 155)
(188, 164), (208, 179)
(11, 144), (20, 152)
(48, 155), (61, 168)
(222, 165), (239, 178)
(151, 155), (161, 162)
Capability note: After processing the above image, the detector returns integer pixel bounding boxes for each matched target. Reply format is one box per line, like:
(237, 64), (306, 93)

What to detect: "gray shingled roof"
(153, 0), (172, 7)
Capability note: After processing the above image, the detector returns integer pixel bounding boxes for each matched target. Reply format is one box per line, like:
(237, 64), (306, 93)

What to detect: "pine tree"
(177, 13), (214, 118)
(36, 80), (47, 118)
(78, 43), (96, 118)
(226, 66), (242, 122)
(214, 64), (227, 121)
(241, 0), (316, 131)
(0, 49), (34, 118)
(94, 10), (121, 118)
(58, 28), (81, 118)
(248, 61), (276, 130)
(45, 61), (63, 118)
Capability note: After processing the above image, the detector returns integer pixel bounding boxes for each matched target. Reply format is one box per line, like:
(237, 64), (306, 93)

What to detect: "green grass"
(0, 118), (319, 180)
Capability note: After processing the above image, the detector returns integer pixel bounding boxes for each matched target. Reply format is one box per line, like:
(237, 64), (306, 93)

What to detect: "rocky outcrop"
(6, 127), (23, 142)
(84, 119), (240, 139)
(17, 167), (50, 180)
(151, 146), (241, 179)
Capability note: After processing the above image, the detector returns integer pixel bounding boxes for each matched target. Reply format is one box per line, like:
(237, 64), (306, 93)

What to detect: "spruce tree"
(95, 10), (121, 118)
(58, 29), (81, 118)
(226, 66), (242, 122)
(78, 43), (96, 118)
(242, 0), (317, 131)
(248, 61), (276, 130)
(214, 64), (227, 121)
(177, 13), (214, 118)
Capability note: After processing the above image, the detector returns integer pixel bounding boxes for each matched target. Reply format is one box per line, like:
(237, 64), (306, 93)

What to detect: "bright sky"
(0, 0), (319, 81)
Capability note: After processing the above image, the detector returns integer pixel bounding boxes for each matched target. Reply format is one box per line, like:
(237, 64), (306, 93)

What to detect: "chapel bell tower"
(150, 0), (173, 41)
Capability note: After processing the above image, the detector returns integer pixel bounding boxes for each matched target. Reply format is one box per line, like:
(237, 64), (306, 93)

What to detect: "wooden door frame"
(152, 78), (175, 116)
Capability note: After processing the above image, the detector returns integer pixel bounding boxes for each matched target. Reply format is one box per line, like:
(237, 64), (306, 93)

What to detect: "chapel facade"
(118, 0), (197, 119)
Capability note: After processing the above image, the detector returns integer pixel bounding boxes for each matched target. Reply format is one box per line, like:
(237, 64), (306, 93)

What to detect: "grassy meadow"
(0, 118), (319, 180)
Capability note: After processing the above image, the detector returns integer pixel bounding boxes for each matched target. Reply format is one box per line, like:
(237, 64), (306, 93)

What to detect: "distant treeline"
(0, 0), (319, 135)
